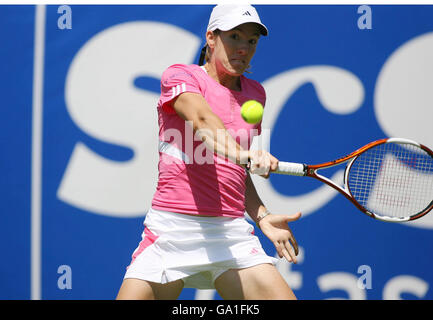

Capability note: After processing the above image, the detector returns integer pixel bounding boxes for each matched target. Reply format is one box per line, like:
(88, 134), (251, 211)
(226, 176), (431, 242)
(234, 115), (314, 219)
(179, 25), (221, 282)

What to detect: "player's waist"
(150, 201), (245, 218)
(144, 207), (252, 239)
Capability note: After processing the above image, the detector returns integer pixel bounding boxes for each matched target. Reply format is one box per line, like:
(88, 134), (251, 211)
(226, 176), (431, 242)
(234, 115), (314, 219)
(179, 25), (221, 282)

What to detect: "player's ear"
(206, 30), (217, 49)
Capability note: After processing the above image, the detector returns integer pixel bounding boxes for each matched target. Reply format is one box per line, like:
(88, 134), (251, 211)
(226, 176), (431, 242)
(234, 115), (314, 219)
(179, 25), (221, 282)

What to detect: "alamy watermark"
(357, 264), (372, 290)
(159, 121), (270, 166)
(55, 6), (372, 32)
(357, 5), (372, 30)
(57, 265), (72, 290)
(57, 5), (72, 30)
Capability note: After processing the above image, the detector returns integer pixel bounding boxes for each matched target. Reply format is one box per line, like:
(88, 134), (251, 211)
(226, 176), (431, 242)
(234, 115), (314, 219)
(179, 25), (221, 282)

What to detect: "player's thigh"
(214, 263), (297, 300)
(116, 278), (184, 300)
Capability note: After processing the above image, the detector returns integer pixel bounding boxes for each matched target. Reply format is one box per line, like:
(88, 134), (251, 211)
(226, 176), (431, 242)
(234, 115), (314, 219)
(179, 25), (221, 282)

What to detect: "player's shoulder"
(161, 64), (201, 83)
(162, 63), (201, 76)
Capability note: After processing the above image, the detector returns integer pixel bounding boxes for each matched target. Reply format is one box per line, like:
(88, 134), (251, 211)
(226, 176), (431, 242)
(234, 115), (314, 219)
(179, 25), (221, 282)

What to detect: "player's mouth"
(230, 58), (246, 67)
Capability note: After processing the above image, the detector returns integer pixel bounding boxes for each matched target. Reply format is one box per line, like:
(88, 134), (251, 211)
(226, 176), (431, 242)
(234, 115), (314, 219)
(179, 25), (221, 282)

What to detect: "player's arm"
(244, 171), (268, 223)
(172, 92), (247, 165)
(172, 91), (279, 177)
(245, 171), (301, 263)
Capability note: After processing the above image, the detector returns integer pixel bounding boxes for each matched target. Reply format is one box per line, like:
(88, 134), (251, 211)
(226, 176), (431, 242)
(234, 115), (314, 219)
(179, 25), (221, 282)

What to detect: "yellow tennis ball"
(241, 100), (264, 124)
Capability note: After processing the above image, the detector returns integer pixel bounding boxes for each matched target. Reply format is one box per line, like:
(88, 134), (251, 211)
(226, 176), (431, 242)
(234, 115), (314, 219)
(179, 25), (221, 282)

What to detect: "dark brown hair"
(198, 29), (220, 66)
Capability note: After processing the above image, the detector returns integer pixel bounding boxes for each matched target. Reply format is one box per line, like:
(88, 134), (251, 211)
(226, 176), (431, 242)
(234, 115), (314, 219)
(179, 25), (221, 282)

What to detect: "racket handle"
(274, 161), (306, 176)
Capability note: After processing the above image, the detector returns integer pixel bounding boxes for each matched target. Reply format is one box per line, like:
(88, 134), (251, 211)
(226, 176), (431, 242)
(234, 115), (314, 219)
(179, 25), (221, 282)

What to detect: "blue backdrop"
(1, 5), (433, 300)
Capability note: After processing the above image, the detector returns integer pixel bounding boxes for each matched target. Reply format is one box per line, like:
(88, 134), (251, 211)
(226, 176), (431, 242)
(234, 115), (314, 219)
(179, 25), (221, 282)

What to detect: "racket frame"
(274, 138), (433, 223)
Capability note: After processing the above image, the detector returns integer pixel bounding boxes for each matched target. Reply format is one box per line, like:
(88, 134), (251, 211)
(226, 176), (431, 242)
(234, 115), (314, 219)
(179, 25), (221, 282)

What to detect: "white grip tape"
(275, 162), (306, 176)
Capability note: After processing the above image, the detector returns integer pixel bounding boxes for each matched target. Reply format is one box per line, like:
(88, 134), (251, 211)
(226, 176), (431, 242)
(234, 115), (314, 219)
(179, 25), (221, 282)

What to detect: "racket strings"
(347, 142), (433, 218)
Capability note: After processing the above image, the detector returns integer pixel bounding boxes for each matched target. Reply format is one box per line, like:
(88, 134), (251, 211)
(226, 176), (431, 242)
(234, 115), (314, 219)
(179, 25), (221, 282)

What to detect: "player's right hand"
(248, 150), (279, 178)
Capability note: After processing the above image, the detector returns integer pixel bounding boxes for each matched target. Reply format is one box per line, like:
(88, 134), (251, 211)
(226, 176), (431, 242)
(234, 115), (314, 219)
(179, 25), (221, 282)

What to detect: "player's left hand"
(258, 212), (301, 263)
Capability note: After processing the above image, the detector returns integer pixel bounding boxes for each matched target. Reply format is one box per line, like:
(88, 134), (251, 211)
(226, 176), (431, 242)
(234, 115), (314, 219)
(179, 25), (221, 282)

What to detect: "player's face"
(211, 23), (260, 76)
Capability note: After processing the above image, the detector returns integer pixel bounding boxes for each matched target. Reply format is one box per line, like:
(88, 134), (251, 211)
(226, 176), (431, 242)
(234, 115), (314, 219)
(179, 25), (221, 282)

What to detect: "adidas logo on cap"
(207, 5), (268, 36)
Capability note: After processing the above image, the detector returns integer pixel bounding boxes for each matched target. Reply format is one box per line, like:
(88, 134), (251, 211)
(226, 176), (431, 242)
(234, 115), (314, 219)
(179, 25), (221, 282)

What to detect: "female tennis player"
(116, 4), (301, 300)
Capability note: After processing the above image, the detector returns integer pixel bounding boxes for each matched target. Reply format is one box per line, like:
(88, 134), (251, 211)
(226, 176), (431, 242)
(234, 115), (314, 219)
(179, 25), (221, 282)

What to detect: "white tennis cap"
(207, 4), (268, 36)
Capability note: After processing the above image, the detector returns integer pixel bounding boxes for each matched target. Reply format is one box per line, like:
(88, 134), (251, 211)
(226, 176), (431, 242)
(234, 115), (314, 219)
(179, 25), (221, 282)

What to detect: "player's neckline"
(199, 65), (244, 94)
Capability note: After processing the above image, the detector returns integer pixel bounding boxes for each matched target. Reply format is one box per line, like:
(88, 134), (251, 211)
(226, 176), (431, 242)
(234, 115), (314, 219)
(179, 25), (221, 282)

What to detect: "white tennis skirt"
(123, 208), (278, 290)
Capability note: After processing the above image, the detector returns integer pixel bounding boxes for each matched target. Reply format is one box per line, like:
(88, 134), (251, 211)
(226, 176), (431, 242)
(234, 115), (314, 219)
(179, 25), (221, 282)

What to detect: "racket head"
(344, 138), (433, 222)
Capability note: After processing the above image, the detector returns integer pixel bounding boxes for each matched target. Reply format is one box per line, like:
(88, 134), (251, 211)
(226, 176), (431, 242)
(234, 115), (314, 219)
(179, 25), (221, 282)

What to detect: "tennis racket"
(269, 138), (433, 222)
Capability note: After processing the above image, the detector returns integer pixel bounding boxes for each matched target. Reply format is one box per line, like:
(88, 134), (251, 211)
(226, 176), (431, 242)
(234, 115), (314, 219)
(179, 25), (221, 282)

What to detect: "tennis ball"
(241, 100), (264, 124)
